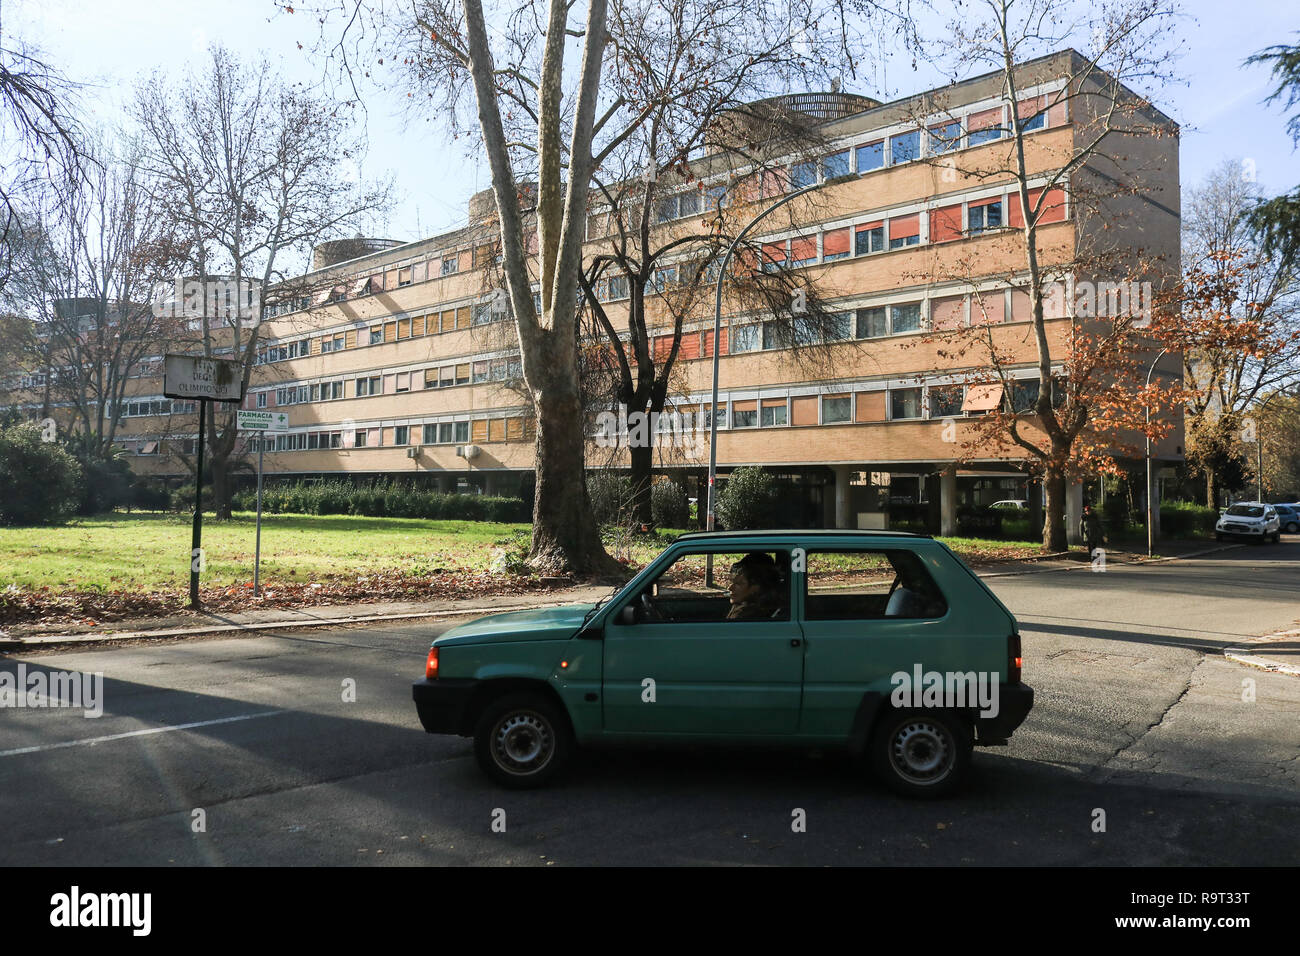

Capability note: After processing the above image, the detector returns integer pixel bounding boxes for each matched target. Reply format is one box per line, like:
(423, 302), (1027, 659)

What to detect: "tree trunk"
(628, 442), (653, 526)
(1042, 467), (1067, 552)
(1205, 470), (1218, 510)
(211, 454), (232, 520)
(531, 385), (622, 577)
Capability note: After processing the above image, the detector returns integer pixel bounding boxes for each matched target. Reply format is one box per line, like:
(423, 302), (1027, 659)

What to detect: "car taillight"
(425, 646), (439, 679)
(1008, 632), (1022, 683)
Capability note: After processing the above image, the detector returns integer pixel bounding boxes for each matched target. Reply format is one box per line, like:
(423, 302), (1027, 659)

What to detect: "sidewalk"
(0, 538), (1262, 655)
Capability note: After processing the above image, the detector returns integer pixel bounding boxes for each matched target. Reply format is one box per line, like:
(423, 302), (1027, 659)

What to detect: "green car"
(412, 530), (1033, 797)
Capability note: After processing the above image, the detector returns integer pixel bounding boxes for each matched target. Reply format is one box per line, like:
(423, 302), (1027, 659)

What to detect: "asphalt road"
(2, 542), (1297, 866)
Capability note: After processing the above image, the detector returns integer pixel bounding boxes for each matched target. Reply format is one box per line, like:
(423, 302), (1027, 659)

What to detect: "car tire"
(870, 709), (973, 799)
(1215, 532), (1223, 541)
(473, 692), (573, 790)
(1286, 523), (1298, 534)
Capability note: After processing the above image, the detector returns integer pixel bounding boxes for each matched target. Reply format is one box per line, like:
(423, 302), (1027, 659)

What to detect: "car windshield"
(1226, 505), (1264, 517)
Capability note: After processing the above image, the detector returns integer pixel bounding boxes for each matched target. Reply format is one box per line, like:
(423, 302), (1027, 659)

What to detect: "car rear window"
(804, 549), (948, 620)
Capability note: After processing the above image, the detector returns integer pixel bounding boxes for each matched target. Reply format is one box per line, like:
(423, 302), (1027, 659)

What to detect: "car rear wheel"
(870, 709), (972, 798)
(473, 693), (573, 789)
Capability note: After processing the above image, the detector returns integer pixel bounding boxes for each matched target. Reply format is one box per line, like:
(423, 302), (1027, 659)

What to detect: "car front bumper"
(412, 678), (480, 735)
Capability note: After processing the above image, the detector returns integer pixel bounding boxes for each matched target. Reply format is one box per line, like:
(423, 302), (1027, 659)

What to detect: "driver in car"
(726, 552), (784, 620)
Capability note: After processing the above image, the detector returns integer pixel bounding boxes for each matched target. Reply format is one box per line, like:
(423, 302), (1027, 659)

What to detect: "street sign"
(163, 354), (244, 402)
(237, 410), (289, 432)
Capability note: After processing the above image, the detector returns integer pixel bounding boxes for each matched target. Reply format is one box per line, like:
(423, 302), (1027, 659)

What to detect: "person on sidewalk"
(1081, 504), (1104, 556)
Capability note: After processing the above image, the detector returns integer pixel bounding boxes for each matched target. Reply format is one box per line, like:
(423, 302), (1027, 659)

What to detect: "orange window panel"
(506, 417), (524, 441)
(344, 330), (357, 349)
(823, 228), (850, 257)
(731, 399), (757, 412)
(855, 392), (886, 422)
(412, 315), (426, 336)
(488, 419), (505, 442)
(790, 235), (817, 262)
(702, 328), (728, 357)
(968, 106), (1003, 132)
(931, 295), (966, 330)
(471, 420), (488, 443)
(762, 240), (787, 267)
(455, 363), (471, 381)
(677, 332), (700, 361)
(971, 291), (1006, 325)
(889, 213), (920, 239)
(384, 322), (397, 343)
(397, 318), (411, 339)
(930, 205), (963, 243)
(458, 249), (473, 272)
(1008, 186), (1066, 228)
(456, 307), (471, 329)
(790, 395), (819, 426)
(382, 427), (395, 446)
(963, 383), (1004, 412)
(653, 335), (673, 361)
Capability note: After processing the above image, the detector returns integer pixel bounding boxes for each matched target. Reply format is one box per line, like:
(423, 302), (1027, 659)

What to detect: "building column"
(832, 465), (851, 529)
(1065, 481), (1084, 546)
(940, 469), (958, 537)
(484, 471), (497, 497)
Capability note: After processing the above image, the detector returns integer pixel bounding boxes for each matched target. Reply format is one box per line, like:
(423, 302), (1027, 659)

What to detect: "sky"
(6, 0), (1298, 248)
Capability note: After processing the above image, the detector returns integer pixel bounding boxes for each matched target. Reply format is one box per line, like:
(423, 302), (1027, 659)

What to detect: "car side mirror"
(620, 604), (637, 626)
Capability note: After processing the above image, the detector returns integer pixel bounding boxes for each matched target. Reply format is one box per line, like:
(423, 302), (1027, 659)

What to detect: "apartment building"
(4, 49), (1182, 537)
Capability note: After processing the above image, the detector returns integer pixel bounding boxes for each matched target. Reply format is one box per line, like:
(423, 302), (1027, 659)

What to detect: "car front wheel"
(870, 709), (973, 798)
(473, 692), (573, 789)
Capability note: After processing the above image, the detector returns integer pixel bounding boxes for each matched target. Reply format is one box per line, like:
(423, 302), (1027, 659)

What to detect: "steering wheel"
(639, 591), (665, 622)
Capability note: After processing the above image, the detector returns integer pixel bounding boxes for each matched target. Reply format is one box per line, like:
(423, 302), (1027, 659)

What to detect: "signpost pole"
(254, 431), (265, 597)
(190, 398), (207, 609)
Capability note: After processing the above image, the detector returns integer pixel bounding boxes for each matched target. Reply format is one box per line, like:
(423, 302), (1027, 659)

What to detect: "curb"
(1223, 628), (1300, 679)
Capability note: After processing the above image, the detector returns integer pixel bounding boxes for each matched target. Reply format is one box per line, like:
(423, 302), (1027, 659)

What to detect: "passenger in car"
(726, 552), (785, 620)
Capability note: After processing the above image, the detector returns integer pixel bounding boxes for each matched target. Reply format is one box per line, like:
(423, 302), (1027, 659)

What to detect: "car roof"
(673, 528), (932, 541)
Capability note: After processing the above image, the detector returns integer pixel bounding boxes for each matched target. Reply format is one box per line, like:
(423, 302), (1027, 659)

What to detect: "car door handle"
(790, 639), (802, 647)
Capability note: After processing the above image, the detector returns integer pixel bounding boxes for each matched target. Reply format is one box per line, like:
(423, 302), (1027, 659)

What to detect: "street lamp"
(1144, 346), (1170, 557)
(705, 179), (828, 532)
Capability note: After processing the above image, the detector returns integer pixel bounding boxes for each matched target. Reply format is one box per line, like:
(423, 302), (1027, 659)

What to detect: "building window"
(856, 140), (884, 173)
(655, 195), (678, 223)
(730, 324), (760, 353)
(822, 395), (852, 423)
(928, 121), (961, 154)
(732, 406), (758, 428)
(968, 200), (1003, 234)
(257, 392), (267, 409)
(369, 328), (383, 345)
(1010, 378), (1040, 412)
(472, 362), (489, 384)
(890, 302), (923, 333)
(395, 425), (408, 445)
(891, 387), (923, 420)
(826, 311), (853, 342)
(855, 224), (885, 255)
(678, 191), (700, 217)
(789, 161), (818, 189)
(356, 376), (381, 396)
(822, 149), (850, 179)
(760, 402), (787, 427)
(606, 274), (629, 301)
(889, 130), (920, 165)
(398, 267), (413, 287)
(823, 228), (851, 261)
(441, 256), (458, 276)
(929, 384), (965, 418)
(856, 306), (888, 339)
(455, 421), (469, 443)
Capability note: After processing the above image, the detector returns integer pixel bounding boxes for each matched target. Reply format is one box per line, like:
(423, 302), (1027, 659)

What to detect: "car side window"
(804, 549), (948, 621)
(634, 550), (792, 623)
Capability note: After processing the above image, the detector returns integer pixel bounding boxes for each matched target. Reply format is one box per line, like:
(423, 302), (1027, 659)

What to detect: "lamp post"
(705, 179), (826, 532)
(1144, 346), (1169, 557)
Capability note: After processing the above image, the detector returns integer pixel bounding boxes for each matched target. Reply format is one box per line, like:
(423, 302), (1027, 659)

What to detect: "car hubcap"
(890, 721), (953, 785)
(493, 712), (553, 775)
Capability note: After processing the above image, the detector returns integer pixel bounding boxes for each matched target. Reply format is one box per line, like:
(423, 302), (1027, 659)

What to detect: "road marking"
(0, 710), (286, 758)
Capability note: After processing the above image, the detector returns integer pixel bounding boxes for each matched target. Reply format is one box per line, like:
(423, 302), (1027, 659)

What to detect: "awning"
(313, 288), (333, 305)
(140, 441), (158, 455)
(962, 383), (1004, 412)
(351, 276), (372, 296)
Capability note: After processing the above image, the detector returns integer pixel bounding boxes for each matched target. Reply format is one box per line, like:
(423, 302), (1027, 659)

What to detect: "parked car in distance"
(989, 500), (1029, 511)
(413, 530), (1034, 797)
(1272, 504), (1300, 534)
(1216, 502), (1282, 543)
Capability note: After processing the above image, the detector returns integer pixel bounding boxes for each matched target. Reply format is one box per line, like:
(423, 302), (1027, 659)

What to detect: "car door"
(601, 547), (806, 736)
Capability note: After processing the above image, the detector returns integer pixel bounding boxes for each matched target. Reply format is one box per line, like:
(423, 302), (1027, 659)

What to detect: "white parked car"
(1216, 503), (1282, 543)
(989, 500), (1029, 511)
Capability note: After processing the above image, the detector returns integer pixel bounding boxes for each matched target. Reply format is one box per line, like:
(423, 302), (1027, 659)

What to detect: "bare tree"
(0, 2), (86, 292)
(2, 140), (190, 457)
(296, 0), (914, 572)
(1173, 160), (1300, 506)
(133, 46), (392, 518)
(905, 0), (1183, 550)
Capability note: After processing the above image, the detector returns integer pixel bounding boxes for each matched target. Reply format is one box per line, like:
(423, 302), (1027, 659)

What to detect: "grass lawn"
(0, 511), (1049, 595)
(0, 511), (531, 592)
